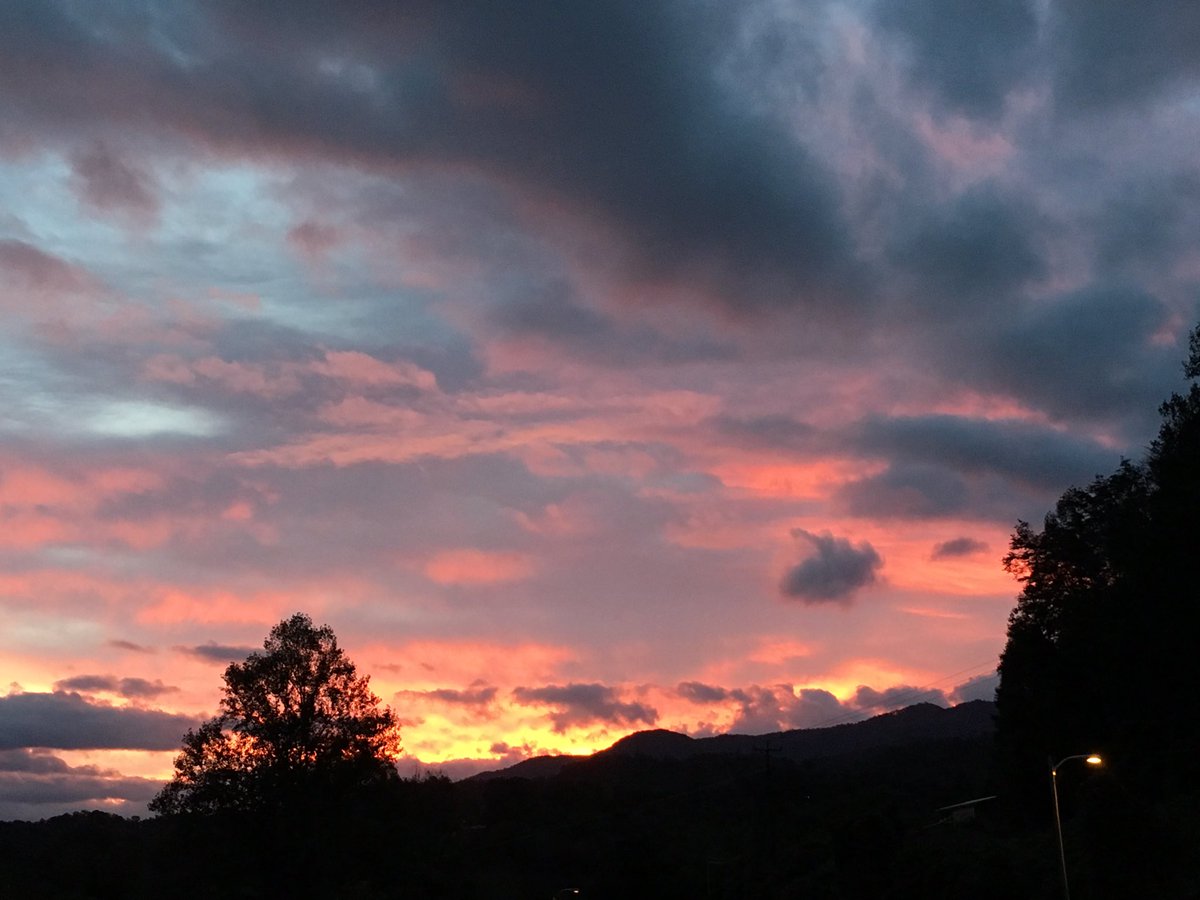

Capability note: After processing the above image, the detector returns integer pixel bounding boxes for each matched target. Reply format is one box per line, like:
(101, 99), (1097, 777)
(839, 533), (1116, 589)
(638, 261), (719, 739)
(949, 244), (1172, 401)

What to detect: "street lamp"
(1049, 753), (1102, 900)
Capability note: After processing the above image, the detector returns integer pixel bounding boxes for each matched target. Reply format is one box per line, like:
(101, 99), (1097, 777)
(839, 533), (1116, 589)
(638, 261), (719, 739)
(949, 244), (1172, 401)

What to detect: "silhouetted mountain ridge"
(468, 699), (994, 781)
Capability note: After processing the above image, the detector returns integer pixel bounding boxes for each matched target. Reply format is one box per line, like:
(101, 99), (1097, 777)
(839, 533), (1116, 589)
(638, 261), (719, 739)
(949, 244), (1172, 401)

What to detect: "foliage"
(997, 324), (1200, 813)
(150, 613), (401, 816)
(996, 460), (1149, 764)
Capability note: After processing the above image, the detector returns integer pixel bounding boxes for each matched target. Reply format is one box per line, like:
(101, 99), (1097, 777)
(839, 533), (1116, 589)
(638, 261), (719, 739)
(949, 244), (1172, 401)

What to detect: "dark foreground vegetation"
(2, 700), (1198, 899)
(6, 328), (1200, 898)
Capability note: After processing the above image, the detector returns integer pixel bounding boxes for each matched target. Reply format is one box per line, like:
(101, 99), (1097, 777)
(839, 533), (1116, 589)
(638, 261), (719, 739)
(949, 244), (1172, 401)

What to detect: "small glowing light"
(1086, 755), (1102, 765)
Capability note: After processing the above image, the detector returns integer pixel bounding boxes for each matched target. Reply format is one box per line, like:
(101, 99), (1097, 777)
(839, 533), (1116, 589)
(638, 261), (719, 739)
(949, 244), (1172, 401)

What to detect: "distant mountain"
(467, 700), (994, 781)
(467, 753), (582, 782)
(603, 728), (698, 759)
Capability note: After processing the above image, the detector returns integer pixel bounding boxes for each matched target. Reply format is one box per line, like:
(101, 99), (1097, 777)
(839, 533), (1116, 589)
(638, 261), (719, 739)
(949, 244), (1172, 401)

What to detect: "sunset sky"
(2, 1), (1198, 819)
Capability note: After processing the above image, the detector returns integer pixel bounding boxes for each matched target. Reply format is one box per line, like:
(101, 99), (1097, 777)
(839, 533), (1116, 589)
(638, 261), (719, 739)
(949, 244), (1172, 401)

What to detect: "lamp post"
(1049, 753), (1102, 900)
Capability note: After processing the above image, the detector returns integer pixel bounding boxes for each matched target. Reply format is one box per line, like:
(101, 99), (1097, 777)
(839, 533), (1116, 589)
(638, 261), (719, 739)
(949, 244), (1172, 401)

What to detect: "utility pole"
(753, 744), (779, 774)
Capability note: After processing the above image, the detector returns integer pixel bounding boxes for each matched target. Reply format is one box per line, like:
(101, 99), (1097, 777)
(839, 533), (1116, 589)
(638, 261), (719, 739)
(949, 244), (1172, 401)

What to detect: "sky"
(1, 0), (1198, 820)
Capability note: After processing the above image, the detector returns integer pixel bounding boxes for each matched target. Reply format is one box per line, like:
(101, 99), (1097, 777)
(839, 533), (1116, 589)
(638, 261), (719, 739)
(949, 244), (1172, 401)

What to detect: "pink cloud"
(144, 349), (438, 401)
(69, 142), (159, 223)
(914, 111), (1015, 173)
(136, 588), (315, 626)
(0, 240), (98, 295)
(368, 640), (576, 690)
(423, 550), (537, 586)
(314, 351), (438, 389)
(287, 219), (342, 262)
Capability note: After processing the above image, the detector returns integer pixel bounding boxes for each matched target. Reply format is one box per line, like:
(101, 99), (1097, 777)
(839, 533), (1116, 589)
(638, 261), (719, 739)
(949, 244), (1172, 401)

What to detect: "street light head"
(1085, 755), (1102, 765)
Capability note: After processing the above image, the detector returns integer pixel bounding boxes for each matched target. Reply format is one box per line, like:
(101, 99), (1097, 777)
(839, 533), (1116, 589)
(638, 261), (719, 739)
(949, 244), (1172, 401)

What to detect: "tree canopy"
(151, 613), (401, 815)
(997, 325), (1200, 793)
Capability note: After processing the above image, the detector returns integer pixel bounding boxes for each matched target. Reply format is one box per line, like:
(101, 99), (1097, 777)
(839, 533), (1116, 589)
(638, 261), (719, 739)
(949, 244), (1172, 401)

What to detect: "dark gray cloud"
(931, 537), (989, 560)
(725, 684), (791, 733)
(1051, 0), (1200, 111)
(399, 683), (497, 707)
(0, 0), (858, 315)
(888, 188), (1045, 311)
(780, 529), (882, 605)
(0, 749), (159, 820)
(0, 692), (195, 751)
(853, 684), (947, 714)
(512, 682), (657, 732)
(51, 675), (178, 700)
(726, 682), (938, 734)
(678, 681), (814, 733)
(838, 463), (970, 519)
(783, 688), (847, 730)
(1093, 176), (1200, 274)
(488, 280), (734, 365)
(949, 671), (999, 704)
(676, 681), (730, 704)
(970, 287), (1181, 427)
(855, 413), (1119, 490)
(0, 749), (81, 775)
(492, 282), (616, 343)
(708, 414), (818, 452)
(107, 639), (153, 653)
(875, 0), (1038, 118)
(683, 677), (963, 735)
(175, 643), (255, 663)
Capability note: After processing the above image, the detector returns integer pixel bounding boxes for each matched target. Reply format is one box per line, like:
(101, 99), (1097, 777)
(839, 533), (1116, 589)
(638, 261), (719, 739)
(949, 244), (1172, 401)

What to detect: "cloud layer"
(0, 0), (1196, 816)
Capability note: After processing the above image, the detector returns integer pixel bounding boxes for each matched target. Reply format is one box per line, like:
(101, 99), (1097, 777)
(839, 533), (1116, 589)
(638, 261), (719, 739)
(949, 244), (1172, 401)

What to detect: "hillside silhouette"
(1, 700), (1008, 899)
(3, 694), (1196, 897)
(469, 699), (996, 782)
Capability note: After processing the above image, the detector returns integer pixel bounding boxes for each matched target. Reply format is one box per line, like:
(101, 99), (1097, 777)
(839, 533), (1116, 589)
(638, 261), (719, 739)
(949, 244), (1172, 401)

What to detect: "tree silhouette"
(997, 322), (1200, 800)
(150, 613), (401, 815)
